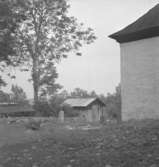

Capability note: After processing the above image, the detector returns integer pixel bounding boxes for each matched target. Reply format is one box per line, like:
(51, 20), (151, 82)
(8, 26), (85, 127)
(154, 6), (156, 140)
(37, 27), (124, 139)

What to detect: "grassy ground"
(0, 119), (159, 167)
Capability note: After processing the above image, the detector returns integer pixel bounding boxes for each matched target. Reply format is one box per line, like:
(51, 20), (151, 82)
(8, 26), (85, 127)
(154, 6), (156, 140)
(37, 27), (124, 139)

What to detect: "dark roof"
(0, 103), (35, 114)
(109, 4), (159, 43)
(63, 98), (105, 108)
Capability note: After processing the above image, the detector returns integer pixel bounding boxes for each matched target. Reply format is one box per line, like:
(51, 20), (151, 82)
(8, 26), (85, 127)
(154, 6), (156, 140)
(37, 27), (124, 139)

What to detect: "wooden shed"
(63, 98), (105, 122)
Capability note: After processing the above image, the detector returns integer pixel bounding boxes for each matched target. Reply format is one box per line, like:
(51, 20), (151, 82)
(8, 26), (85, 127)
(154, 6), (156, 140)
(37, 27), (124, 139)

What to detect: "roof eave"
(109, 26), (159, 43)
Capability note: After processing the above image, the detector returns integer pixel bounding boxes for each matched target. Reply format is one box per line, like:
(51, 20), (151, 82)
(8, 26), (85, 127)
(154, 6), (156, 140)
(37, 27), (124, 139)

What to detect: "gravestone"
(58, 110), (64, 122)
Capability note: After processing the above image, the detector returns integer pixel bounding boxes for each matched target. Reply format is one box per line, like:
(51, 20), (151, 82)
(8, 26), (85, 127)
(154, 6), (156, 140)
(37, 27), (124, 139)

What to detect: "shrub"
(25, 118), (41, 130)
(36, 101), (53, 117)
(62, 104), (79, 117)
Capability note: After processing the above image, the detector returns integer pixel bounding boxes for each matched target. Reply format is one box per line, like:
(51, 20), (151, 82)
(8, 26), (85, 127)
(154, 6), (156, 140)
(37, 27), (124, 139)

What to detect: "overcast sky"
(3, 0), (159, 98)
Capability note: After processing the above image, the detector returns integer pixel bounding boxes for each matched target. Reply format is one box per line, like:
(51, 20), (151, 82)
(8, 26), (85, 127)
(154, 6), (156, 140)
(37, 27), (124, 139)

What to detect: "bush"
(62, 104), (79, 117)
(36, 101), (53, 117)
(25, 118), (41, 130)
(49, 95), (64, 117)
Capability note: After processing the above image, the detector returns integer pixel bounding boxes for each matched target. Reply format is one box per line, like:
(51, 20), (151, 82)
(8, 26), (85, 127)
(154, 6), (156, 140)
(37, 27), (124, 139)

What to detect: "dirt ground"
(0, 118), (101, 147)
(0, 118), (159, 167)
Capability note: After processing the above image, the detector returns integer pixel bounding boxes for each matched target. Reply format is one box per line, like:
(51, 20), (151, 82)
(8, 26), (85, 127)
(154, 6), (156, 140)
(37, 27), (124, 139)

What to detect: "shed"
(0, 103), (35, 117)
(63, 98), (105, 122)
(109, 4), (159, 120)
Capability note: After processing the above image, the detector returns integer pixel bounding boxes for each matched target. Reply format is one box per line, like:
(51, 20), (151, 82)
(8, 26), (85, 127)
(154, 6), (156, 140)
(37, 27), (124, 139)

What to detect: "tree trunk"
(33, 80), (39, 110)
(32, 58), (39, 111)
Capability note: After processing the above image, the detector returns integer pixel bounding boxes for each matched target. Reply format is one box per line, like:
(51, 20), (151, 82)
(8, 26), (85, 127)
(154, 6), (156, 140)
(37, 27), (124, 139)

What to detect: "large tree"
(14, 0), (96, 109)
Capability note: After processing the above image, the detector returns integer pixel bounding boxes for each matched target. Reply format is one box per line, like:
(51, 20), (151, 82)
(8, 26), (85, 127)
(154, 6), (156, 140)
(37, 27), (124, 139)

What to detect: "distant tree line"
(0, 82), (121, 120)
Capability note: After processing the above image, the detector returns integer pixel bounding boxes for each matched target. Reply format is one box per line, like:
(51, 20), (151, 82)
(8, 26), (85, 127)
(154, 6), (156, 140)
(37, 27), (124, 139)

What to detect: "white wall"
(120, 36), (159, 120)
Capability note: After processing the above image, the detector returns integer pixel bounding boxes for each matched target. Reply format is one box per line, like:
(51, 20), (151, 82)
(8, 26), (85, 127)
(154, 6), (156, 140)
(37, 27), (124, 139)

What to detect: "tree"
(14, 0), (96, 110)
(0, 0), (16, 63)
(0, 0), (25, 64)
(38, 62), (62, 98)
(0, 77), (6, 88)
(90, 90), (98, 98)
(11, 84), (27, 103)
(70, 88), (98, 98)
(103, 84), (121, 121)
(70, 88), (89, 98)
(48, 94), (65, 116)
(59, 90), (69, 99)
(114, 84), (121, 121)
(0, 1), (16, 84)
(0, 91), (11, 103)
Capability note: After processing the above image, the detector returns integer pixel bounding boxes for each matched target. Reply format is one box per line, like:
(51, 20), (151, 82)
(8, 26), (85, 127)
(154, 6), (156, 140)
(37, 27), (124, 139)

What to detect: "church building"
(109, 4), (159, 120)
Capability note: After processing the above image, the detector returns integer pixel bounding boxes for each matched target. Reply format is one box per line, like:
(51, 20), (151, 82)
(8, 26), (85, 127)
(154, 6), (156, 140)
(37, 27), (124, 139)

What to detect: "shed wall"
(120, 36), (159, 120)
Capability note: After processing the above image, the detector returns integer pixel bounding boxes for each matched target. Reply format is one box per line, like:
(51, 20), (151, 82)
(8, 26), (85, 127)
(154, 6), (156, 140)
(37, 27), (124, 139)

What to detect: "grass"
(0, 119), (159, 167)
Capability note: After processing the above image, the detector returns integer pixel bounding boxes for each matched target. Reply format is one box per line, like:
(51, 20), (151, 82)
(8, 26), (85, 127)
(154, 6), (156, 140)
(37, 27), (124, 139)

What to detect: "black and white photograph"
(0, 0), (159, 166)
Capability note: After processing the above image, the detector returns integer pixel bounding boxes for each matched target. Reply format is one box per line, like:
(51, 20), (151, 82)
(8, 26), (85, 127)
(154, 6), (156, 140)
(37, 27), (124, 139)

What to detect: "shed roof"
(0, 103), (35, 114)
(109, 4), (159, 43)
(63, 98), (105, 108)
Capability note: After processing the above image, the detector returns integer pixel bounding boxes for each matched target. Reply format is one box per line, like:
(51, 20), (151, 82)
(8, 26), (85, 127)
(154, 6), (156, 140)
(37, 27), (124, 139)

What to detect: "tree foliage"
(70, 88), (90, 98)
(102, 84), (121, 121)
(11, 84), (27, 103)
(39, 63), (62, 98)
(13, 0), (96, 109)
(48, 95), (65, 116)
(0, 0), (24, 85)
(0, 77), (6, 88)
(0, 85), (28, 104)
(70, 88), (98, 98)
(0, 0), (24, 64)
(62, 103), (78, 117)
(0, 91), (11, 103)
(0, 0), (15, 63)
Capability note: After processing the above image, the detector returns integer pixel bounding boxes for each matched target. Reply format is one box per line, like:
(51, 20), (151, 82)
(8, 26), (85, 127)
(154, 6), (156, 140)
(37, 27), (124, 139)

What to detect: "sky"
(3, 0), (159, 98)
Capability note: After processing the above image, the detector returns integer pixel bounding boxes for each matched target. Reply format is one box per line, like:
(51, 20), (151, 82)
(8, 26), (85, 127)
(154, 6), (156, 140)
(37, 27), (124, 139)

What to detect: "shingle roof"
(63, 98), (104, 107)
(109, 4), (159, 43)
